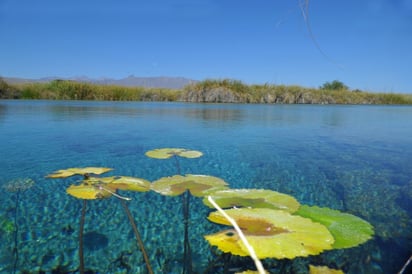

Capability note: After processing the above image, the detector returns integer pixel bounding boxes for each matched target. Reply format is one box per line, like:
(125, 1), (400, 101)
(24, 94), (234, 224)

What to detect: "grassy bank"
(0, 79), (180, 101)
(1, 78), (412, 104)
(182, 79), (412, 104)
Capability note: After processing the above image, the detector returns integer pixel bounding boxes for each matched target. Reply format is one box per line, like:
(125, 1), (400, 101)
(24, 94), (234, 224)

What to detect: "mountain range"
(3, 75), (198, 89)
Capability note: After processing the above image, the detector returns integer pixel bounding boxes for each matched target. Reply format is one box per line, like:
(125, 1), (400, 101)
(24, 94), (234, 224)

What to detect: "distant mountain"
(3, 75), (198, 89)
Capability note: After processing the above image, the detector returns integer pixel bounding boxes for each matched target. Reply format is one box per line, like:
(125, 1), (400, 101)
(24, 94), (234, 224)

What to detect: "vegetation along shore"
(1, 78), (411, 104)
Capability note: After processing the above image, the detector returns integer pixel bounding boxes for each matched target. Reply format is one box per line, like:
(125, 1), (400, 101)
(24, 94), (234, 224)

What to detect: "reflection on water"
(186, 106), (243, 121)
(0, 100), (412, 273)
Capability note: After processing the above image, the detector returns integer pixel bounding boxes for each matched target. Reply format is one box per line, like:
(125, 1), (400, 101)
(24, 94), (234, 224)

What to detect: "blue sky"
(1, 0), (411, 93)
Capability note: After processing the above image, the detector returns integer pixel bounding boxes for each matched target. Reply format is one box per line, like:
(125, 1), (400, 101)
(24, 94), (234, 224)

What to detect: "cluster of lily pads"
(46, 148), (374, 273)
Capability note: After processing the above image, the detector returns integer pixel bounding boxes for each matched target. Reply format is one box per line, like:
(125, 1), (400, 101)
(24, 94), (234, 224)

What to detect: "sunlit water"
(0, 100), (411, 273)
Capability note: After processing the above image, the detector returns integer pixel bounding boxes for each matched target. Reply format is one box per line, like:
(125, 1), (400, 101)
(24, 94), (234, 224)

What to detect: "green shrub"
(320, 80), (349, 91)
(0, 78), (19, 98)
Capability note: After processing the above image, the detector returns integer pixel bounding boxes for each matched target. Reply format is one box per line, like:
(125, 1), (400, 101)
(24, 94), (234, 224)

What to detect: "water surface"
(0, 100), (411, 273)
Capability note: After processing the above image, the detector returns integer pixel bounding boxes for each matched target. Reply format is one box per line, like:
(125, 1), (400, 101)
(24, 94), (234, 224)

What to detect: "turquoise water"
(0, 100), (411, 273)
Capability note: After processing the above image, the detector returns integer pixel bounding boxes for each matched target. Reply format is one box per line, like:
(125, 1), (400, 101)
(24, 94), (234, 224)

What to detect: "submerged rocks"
(340, 170), (410, 240)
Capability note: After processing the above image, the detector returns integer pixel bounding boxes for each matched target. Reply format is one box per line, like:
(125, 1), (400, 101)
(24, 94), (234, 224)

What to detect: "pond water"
(0, 100), (411, 273)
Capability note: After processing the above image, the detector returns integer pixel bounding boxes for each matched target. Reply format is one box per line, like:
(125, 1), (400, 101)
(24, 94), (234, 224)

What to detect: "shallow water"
(0, 100), (411, 273)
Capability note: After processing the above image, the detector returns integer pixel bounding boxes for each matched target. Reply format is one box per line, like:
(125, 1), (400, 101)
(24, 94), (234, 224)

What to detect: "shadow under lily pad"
(83, 231), (109, 251)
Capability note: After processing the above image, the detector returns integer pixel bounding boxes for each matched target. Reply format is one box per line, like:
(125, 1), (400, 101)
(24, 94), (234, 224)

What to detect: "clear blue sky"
(1, 0), (411, 93)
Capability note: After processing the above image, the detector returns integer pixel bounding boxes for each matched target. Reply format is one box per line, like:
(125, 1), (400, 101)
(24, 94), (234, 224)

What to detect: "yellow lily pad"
(178, 149), (203, 158)
(295, 205), (374, 249)
(145, 148), (203, 159)
(205, 208), (334, 259)
(46, 167), (113, 178)
(98, 176), (151, 192)
(66, 183), (114, 200)
(152, 174), (228, 197)
(203, 189), (300, 213)
(309, 265), (344, 274)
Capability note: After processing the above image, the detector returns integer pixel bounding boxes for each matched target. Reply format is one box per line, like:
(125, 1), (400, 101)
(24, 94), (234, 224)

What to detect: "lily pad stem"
(120, 199), (153, 274)
(207, 196), (266, 274)
(173, 155), (181, 175)
(11, 190), (20, 274)
(79, 200), (86, 274)
(173, 155), (193, 274)
(182, 190), (193, 274)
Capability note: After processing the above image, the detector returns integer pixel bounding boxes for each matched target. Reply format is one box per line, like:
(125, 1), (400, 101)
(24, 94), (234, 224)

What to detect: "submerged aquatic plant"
(2, 177), (35, 274)
(46, 167), (153, 274)
(2, 177), (35, 192)
(151, 175), (228, 273)
(0, 217), (15, 234)
(146, 148), (207, 274)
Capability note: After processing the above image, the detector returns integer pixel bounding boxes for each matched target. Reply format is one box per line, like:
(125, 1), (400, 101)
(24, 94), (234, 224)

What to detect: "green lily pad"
(203, 189), (300, 213)
(66, 183), (114, 200)
(46, 167), (113, 178)
(295, 205), (374, 249)
(145, 148), (203, 159)
(152, 174), (228, 197)
(205, 208), (334, 259)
